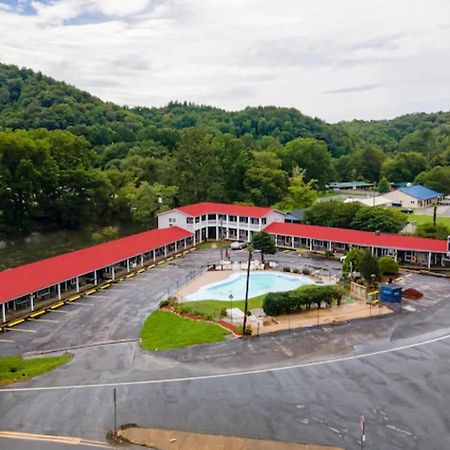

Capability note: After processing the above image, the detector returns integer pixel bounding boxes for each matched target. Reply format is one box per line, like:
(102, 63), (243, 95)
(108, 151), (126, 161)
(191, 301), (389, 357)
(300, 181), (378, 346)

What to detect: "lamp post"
(220, 218), (224, 261)
(229, 292), (234, 321)
(242, 244), (260, 335)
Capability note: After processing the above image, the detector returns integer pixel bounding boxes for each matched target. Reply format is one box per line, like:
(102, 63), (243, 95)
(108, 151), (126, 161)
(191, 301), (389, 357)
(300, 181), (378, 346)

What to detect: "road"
(1, 250), (450, 449)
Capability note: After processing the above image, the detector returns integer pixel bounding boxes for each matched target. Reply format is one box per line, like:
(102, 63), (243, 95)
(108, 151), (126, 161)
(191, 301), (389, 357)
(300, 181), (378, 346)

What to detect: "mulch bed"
(402, 288), (423, 300)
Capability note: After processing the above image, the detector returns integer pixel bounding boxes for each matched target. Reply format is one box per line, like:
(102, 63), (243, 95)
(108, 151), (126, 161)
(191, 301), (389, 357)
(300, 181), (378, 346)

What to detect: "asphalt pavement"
(1, 249), (450, 449)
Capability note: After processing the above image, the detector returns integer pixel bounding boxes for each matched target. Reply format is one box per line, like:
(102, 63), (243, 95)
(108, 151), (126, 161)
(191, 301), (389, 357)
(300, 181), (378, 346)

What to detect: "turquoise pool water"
(185, 271), (314, 301)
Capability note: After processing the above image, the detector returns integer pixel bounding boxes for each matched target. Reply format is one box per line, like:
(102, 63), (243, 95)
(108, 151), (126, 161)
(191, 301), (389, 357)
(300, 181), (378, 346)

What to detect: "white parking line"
(2, 332), (450, 392)
(28, 318), (59, 324)
(0, 339), (15, 343)
(4, 328), (36, 333)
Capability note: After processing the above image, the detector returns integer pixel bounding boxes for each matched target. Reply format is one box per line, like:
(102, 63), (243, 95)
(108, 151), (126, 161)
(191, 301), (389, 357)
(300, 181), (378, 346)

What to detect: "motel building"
(1, 201), (448, 326)
(157, 202), (286, 244)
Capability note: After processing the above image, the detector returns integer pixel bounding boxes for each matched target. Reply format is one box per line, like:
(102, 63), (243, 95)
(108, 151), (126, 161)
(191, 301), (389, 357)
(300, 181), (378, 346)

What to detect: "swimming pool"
(185, 271), (314, 301)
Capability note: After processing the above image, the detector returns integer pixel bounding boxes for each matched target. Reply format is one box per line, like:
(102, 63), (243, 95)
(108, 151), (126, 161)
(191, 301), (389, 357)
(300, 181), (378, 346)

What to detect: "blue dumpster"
(379, 283), (402, 303)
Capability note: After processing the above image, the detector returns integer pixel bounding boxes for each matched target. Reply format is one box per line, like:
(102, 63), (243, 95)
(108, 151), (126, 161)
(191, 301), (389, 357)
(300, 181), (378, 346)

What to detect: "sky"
(0, 0), (450, 122)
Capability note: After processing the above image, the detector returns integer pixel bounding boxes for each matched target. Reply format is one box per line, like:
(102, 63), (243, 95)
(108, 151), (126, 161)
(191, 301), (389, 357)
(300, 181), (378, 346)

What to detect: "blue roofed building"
(384, 184), (443, 208)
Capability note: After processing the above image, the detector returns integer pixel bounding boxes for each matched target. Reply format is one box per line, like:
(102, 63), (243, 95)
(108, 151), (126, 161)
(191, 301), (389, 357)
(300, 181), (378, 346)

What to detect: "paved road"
(1, 250), (450, 449)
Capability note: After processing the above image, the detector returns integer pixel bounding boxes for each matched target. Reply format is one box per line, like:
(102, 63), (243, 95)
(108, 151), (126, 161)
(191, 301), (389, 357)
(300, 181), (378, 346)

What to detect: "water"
(0, 224), (143, 271)
(186, 271), (314, 301)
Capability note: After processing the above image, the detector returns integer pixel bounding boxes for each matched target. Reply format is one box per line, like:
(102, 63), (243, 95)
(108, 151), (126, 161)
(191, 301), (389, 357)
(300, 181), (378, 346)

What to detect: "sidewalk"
(118, 426), (343, 450)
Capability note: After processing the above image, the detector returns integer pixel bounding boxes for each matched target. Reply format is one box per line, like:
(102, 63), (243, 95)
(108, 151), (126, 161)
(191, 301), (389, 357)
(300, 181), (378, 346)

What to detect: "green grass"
(197, 241), (230, 249)
(408, 214), (450, 227)
(0, 354), (73, 386)
(140, 311), (230, 351)
(175, 294), (266, 321)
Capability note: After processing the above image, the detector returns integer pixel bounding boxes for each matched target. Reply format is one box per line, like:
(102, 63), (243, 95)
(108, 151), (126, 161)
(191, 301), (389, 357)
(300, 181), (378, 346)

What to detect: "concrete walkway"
(119, 426), (343, 450)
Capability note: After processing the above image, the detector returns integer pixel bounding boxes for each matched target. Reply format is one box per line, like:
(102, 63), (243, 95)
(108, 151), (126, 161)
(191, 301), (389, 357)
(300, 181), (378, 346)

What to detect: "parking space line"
(67, 302), (93, 307)
(47, 310), (70, 314)
(28, 318), (59, 324)
(4, 327), (36, 333)
(0, 339), (15, 343)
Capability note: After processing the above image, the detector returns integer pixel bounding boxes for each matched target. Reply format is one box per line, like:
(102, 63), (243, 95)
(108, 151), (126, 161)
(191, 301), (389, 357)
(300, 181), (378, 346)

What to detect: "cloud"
(1, 0), (450, 121)
(322, 84), (382, 95)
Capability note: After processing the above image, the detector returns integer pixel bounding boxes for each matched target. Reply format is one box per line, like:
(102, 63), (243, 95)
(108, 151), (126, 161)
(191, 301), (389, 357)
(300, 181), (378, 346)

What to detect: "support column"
(112, 266), (116, 281)
(13, 299), (16, 311)
(247, 221), (251, 242)
(428, 252), (432, 269)
(57, 283), (61, 300)
(394, 250), (398, 262)
(76, 277), (80, 293)
(184, 239), (187, 250)
(153, 250), (156, 262)
(2, 303), (6, 323)
(94, 271), (98, 286)
(141, 254), (144, 266)
(309, 239), (313, 251)
(291, 236), (295, 249)
(216, 226), (219, 241)
(127, 259), (130, 272)
(164, 246), (168, 257)
(371, 247), (375, 256)
(175, 241), (178, 253)
(30, 294), (34, 312)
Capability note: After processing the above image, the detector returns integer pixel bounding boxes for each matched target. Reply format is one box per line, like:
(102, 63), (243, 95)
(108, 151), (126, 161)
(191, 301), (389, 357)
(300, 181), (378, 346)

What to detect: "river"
(0, 224), (144, 271)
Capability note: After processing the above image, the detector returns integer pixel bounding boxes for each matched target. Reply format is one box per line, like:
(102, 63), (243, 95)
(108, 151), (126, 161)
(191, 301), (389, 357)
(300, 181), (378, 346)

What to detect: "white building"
(158, 202), (285, 244)
(384, 185), (443, 208)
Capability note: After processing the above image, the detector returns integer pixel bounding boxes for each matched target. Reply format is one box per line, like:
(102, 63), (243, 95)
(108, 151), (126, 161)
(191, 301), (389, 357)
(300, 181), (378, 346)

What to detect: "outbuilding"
(384, 185), (443, 208)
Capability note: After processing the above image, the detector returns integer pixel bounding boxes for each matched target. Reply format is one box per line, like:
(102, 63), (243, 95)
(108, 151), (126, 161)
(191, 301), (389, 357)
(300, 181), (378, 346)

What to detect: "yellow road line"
(99, 283), (111, 290)
(147, 264), (156, 270)
(157, 260), (165, 265)
(7, 319), (25, 327)
(30, 310), (46, 318)
(50, 302), (64, 310)
(126, 273), (135, 278)
(137, 268), (145, 274)
(84, 289), (97, 295)
(67, 295), (81, 302)
(405, 273), (413, 278)
(167, 256), (174, 261)
(175, 253), (181, 258)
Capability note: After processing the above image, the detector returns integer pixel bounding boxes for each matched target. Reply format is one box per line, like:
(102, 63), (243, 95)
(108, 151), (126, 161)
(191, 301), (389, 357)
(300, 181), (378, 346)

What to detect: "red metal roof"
(0, 226), (192, 304)
(176, 202), (274, 218)
(264, 222), (447, 253)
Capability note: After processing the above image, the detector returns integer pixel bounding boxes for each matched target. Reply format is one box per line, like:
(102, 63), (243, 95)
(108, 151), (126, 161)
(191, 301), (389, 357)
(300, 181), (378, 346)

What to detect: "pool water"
(185, 271), (314, 301)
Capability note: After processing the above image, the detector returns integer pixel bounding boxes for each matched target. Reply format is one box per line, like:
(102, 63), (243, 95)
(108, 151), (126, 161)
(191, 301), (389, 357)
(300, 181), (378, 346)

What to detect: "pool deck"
(176, 269), (336, 302)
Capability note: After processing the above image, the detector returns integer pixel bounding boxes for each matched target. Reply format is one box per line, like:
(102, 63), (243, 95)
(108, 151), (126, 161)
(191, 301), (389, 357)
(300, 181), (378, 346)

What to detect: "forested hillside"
(0, 62), (449, 234)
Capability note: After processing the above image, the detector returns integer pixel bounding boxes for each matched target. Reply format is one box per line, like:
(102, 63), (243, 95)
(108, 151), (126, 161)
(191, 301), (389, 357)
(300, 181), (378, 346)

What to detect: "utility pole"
(433, 205), (437, 226)
(113, 388), (117, 435)
(220, 218), (223, 261)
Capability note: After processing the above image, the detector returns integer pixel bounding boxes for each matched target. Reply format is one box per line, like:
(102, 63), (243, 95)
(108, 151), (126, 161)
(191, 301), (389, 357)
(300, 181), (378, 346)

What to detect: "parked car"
(230, 241), (248, 250)
(401, 208), (414, 214)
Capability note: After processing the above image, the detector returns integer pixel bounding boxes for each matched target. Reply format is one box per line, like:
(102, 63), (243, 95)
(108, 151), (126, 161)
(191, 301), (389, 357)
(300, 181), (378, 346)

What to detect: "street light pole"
(220, 218), (223, 261)
(242, 245), (253, 335)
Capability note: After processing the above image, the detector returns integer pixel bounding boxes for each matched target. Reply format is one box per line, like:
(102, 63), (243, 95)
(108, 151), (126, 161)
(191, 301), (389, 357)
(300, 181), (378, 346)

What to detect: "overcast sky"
(1, 0), (450, 122)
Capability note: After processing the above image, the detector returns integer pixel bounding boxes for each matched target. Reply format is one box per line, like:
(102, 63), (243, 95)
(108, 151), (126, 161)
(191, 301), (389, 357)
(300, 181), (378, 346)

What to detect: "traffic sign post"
(360, 415), (366, 449)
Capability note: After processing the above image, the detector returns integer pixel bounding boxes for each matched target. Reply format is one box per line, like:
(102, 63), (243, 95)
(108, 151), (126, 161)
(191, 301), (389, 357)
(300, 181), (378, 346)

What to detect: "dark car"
(401, 208), (414, 214)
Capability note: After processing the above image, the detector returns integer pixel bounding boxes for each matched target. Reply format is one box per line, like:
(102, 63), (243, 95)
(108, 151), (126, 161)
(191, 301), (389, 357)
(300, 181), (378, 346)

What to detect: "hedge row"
(262, 285), (343, 316)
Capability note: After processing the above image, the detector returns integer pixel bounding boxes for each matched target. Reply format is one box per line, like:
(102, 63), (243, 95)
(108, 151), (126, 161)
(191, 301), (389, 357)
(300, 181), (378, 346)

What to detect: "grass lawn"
(408, 214), (450, 227)
(175, 294), (266, 321)
(0, 354), (72, 386)
(140, 310), (230, 351)
(197, 241), (230, 250)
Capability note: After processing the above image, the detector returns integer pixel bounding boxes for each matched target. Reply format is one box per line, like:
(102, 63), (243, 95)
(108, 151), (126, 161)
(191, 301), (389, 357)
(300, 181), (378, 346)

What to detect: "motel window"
(239, 216), (248, 223)
(208, 214), (216, 220)
(168, 218), (176, 223)
(218, 214), (227, 221)
(195, 217), (200, 223)
(229, 215), (237, 222)
(201, 215), (207, 221)
(261, 218), (267, 225)
(186, 217), (193, 224)
(250, 217), (259, 224)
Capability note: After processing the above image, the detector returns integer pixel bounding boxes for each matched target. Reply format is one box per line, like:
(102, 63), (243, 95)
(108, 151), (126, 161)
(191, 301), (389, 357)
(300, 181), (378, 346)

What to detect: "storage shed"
(379, 283), (403, 303)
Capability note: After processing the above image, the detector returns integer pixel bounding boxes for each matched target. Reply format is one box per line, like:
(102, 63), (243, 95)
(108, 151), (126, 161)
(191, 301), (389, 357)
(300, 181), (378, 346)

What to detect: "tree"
(304, 200), (363, 228)
(251, 232), (276, 261)
(377, 176), (390, 194)
(92, 226), (120, 243)
(280, 137), (335, 188)
(378, 256), (399, 274)
(381, 152), (427, 182)
(415, 223), (450, 240)
(415, 166), (450, 195)
(244, 151), (288, 205)
(173, 127), (225, 204)
(359, 251), (381, 284)
(342, 248), (364, 275)
(275, 166), (318, 210)
(350, 207), (405, 233)
(353, 146), (386, 182)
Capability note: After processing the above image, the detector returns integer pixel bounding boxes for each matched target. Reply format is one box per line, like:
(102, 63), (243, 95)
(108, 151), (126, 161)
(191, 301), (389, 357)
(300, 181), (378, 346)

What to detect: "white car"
(230, 241), (248, 250)
(340, 255), (347, 262)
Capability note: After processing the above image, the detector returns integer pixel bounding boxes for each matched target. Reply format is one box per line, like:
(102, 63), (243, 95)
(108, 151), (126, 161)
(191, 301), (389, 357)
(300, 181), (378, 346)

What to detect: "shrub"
(324, 250), (333, 257)
(302, 268), (311, 275)
(378, 256), (400, 274)
(283, 267), (291, 272)
(159, 300), (171, 308)
(263, 285), (343, 316)
(292, 268), (299, 273)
